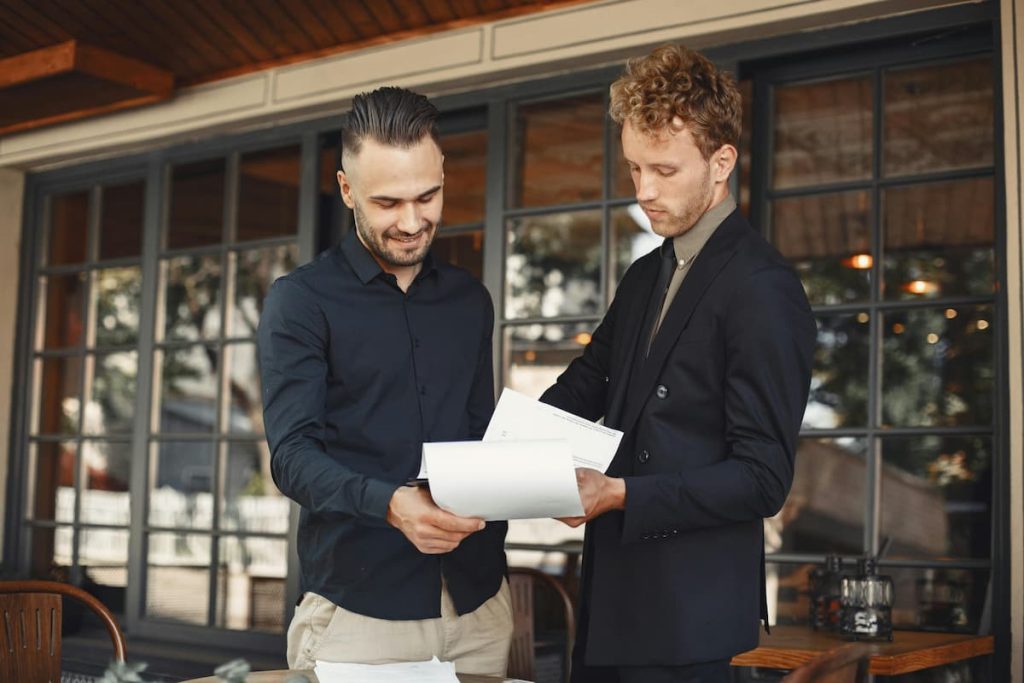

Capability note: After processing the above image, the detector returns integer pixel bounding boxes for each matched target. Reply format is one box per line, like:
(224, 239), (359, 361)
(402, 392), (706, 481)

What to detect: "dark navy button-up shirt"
(257, 230), (506, 619)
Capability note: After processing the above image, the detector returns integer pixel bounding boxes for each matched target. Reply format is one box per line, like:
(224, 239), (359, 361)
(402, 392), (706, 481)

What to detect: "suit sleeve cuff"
(621, 476), (680, 545)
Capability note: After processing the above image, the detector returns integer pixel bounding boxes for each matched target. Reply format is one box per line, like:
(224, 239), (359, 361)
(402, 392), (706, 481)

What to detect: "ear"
(337, 170), (355, 209)
(711, 144), (738, 183)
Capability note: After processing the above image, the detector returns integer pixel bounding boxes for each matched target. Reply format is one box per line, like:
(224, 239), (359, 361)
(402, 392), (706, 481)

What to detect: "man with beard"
(258, 87), (510, 674)
(540, 45), (816, 682)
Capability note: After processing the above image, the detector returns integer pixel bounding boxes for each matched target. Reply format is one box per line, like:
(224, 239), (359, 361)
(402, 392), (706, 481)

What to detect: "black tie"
(641, 238), (678, 358)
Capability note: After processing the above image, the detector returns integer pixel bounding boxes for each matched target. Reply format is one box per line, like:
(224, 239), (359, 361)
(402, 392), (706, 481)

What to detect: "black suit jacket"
(541, 208), (816, 672)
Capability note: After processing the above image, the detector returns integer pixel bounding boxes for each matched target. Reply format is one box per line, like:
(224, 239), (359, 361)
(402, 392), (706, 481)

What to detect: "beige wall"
(1000, 1), (1024, 680)
(0, 168), (25, 557)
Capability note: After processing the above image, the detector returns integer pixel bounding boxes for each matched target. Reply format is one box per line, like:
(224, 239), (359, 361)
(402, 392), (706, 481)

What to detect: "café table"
(730, 625), (994, 675)
(183, 672), (507, 682)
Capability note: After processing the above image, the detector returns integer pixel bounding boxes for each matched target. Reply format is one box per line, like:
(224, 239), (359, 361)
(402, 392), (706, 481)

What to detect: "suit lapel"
(606, 250), (659, 429)
(619, 211), (750, 437)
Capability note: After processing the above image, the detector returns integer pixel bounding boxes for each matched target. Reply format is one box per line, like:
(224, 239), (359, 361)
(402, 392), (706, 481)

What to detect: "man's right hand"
(386, 486), (486, 554)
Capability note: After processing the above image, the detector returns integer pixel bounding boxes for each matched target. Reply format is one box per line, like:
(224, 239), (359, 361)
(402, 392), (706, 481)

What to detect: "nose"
(635, 172), (657, 203)
(397, 203), (422, 234)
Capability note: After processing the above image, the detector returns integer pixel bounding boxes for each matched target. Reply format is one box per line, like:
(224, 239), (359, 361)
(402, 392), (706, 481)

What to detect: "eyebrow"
(369, 184), (442, 203)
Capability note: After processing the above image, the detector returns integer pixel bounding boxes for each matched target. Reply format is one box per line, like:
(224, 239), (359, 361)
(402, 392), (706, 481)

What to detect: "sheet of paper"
(484, 388), (623, 472)
(315, 656), (459, 683)
(423, 440), (583, 521)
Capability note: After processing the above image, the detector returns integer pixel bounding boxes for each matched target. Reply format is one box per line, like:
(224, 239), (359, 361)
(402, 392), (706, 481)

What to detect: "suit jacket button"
(656, 384), (669, 399)
(638, 449), (650, 464)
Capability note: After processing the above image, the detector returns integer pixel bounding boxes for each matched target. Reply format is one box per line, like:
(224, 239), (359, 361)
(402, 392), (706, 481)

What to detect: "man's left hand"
(558, 467), (626, 528)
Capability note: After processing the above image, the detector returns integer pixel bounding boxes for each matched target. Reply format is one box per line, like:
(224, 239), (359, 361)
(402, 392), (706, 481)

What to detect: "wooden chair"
(507, 566), (576, 683)
(0, 580), (127, 683)
(780, 642), (870, 683)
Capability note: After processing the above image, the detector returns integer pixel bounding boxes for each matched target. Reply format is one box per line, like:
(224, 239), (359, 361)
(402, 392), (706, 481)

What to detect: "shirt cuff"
(362, 478), (403, 521)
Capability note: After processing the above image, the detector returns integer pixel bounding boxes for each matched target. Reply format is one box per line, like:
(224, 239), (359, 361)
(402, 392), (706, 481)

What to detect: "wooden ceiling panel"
(389, 0), (432, 26)
(303, 0), (361, 44)
(345, 1), (386, 40)
(278, 0), (340, 49)
(364, 0), (411, 34)
(252, 1), (321, 55)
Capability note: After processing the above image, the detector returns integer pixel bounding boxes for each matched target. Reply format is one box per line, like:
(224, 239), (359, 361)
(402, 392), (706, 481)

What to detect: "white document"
(484, 388), (623, 472)
(423, 440), (584, 521)
(314, 656), (459, 683)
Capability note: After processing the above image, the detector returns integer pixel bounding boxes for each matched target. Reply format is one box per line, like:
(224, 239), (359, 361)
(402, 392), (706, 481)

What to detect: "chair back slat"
(0, 593), (62, 683)
(507, 567), (577, 683)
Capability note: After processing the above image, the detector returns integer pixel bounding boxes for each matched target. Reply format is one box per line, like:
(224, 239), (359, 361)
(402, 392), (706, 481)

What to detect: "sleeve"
(466, 288), (496, 440)
(257, 278), (399, 521)
(621, 265), (816, 541)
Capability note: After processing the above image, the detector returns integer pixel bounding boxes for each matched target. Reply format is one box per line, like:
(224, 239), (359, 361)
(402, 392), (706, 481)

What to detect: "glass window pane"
(47, 191), (89, 266)
(168, 159), (225, 249)
(511, 93), (604, 208)
(441, 129), (486, 226)
(92, 266), (142, 348)
(81, 441), (132, 525)
(888, 567), (988, 632)
(40, 272), (86, 350)
(505, 210), (602, 319)
(432, 231), (483, 282)
(503, 322), (595, 398)
(883, 177), (994, 300)
(149, 441), (215, 529)
(884, 57), (994, 176)
(237, 146), (301, 241)
(146, 532), (211, 625)
(770, 438), (867, 555)
(222, 442), (287, 533)
(99, 181), (144, 260)
(805, 313), (870, 429)
(882, 305), (993, 427)
(162, 254), (222, 342)
(771, 190), (872, 305)
(30, 525), (74, 579)
(765, 562), (815, 626)
(85, 351), (137, 435)
(216, 536), (288, 632)
(881, 435), (991, 560)
(155, 345), (218, 434)
(33, 356), (82, 435)
(225, 343), (262, 434)
(609, 205), (661, 299)
(81, 528), (130, 596)
(611, 126), (633, 199)
(773, 76), (873, 189)
(232, 245), (298, 338)
(26, 441), (76, 522)
(738, 79), (754, 218)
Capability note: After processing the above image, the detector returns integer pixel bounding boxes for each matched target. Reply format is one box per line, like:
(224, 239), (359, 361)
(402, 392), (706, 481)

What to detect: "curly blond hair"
(609, 45), (741, 159)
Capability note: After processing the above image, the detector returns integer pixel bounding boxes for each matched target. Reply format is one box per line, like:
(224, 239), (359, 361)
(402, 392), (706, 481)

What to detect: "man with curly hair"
(541, 45), (816, 682)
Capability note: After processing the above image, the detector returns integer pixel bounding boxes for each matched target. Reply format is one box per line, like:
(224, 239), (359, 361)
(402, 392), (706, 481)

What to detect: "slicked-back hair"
(341, 87), (441, 164)
(609, 45), (741, 160)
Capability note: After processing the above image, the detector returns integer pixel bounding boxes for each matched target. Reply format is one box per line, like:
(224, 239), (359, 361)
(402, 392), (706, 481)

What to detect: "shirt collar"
(671, 194), (737, 267)
(338, 229), (439, 286)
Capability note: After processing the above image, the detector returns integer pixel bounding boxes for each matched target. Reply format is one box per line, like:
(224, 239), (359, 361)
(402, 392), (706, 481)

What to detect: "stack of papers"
(315, 657), (459, 683)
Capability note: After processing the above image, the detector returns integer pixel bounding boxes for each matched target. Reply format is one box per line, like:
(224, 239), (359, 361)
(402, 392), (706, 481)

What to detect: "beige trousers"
(286, 580), (513, 676)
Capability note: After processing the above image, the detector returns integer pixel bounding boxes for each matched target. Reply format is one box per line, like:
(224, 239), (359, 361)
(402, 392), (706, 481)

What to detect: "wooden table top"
(730, 625), (994, 675)
(183, 672), (503, 683)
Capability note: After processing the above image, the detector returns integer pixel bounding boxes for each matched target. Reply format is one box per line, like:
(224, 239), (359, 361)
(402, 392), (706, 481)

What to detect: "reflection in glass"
(441, 129), (487, 226)
(609, 205), (661, 297)
(238, 146), (301, 241)
(48, 191), (89, 266)
(773, 76), (873, 189)
(81, 528), (130, 593)
(505, 210), (602, 319)
(41, 272), (85, 349)
(882, 306), (993, 427)
(27, 441), (76, 522)
(30, 525), (74, 580)
(162, 254), (222, 341)
(81, 441), (131, 524)
(771, 190), (871, 305)
(156, 345), (218, 433)
(216, 536), (288, 632)
(765, 562), (814, 626)
(887, 567), (987, 633)
(511, 93), (604, 207)
(221, 442), (286, 533)
(146, 532), (211, 625)
(881, 436), (990, 560)
(883, 178), (994, 300)
(34, 356), (82, 434)
(884, 58), (993, 177)
(99, 181), (144, 260)
(432, 231), (483, 282)
(92, 267), (142, 347)
(805, 314), (870, 429)
(85, 352), (137, 435)
(167, 159), (225, 249)
(149, 441), (215, 529)
(503, 322), (595, 398)
(225, 343), (261, 434)
(770, 438), (867, 555)
(232, 245), (297, 338)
